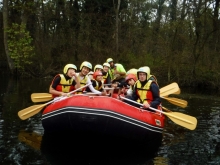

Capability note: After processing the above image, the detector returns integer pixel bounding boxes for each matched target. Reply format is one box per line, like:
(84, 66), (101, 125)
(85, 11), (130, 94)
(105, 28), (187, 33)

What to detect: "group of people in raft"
(49, 58), (161, 110)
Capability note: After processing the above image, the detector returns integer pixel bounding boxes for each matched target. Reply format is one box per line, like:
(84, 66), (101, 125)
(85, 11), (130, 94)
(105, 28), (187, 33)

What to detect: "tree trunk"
(114, 0), (121, 59)
(3, 0), (15, 74)
(213, 0), (219, 48)
(170, 0), (177, 21)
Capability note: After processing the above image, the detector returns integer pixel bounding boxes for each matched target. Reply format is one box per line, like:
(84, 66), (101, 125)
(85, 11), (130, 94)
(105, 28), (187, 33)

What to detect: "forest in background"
(0, 0), (219, 90)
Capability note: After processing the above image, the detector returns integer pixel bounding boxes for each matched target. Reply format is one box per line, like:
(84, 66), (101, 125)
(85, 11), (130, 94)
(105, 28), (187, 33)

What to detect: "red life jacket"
(51, 74), (75, 98)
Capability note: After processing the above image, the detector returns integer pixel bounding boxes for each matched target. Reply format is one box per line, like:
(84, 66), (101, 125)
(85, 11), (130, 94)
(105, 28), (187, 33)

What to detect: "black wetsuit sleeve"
(131, 86), (139, 102)
(106, 74), (111, 85)
(72, 80), (76, 86)
(99, 81), (104, 92)
(149, 83), (161, 109)
(86, 80), (96, 92)
(118, 79), (127, 88)
(51, 76), (61, 89)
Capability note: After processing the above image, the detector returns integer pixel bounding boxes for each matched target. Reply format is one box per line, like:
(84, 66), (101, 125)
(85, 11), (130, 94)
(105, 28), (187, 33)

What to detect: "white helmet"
(126, 68), (137, 76)
(80, 61), (92, 70)
(94, 64), (103, 72)
(103, 62), (110, 68)
(106, 58), (113, 63)
(137, 66), (150, 80)
(63, 64), (77, 74)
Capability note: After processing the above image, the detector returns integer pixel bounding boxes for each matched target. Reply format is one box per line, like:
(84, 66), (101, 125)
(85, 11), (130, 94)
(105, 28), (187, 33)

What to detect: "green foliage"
(6, 23), (35, 72)
(2, 0), (220, 90)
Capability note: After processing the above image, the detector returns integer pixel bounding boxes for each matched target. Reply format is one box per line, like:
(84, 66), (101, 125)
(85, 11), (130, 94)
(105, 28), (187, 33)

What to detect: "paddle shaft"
(31, 82), (180, 103)
(120, 96), (193, 124)
(31, 87), (113, 103)
(21, 83), (91, 116)
(160, 96), (188, 108)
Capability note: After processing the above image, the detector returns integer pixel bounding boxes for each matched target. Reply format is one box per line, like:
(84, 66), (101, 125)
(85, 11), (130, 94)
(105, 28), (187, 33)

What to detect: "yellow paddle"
(18, 84), (90, 120)
(31, 87), (113, 102)
(162, 106), (172, 112)
(18, 130), (42, 150)
(173, 88), (181, 95)
(31, 93), (53, 102)
(120, 96), (197, 130)
(161, 96), (188, 108)
(160, 82), (180, 97)
(159, 83), (186, 107)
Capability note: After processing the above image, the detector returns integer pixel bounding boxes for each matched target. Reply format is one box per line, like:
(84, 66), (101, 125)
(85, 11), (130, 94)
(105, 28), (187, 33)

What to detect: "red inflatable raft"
(41, 95), (165, 142)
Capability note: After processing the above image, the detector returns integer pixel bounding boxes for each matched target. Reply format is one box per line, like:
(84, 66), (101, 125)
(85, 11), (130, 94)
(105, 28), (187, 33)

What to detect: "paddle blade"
(162, 97), (188, 108)
(173, 88), (181, 95)
(164, 112), (197, 130)
(18, 130), (42, 150)
(160, 82), (180, 97)
(31, 93), (53, 103)
(18, 104), (45, 120)
(121, 96), (197, 130)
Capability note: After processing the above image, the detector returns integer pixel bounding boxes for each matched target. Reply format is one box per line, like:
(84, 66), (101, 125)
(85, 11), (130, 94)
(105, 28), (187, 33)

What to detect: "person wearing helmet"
(124, 73), (138, 96)
(85, 71), (105, 92)
(126, 68), (138, 77)
(76, 61), (107, 96)
(117, 68), (138, 89)
(49, 64), (80, 98)
(106, 58), (126, 84)
(102, 62), (111, 85)
(127, 66), (161, 110)
(94, 64), (103, 72)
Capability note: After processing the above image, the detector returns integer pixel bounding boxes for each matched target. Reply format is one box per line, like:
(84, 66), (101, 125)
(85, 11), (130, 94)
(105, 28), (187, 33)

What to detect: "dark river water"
(0, 72), (220, 165)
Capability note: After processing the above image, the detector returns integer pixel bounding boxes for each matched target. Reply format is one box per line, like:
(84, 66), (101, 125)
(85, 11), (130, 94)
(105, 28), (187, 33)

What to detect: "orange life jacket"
(51, 74), (75, 98)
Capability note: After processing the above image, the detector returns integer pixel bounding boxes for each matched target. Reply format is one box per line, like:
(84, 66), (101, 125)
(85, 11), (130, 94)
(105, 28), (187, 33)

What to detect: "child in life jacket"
(124, 73), (138, 96)
(76, 61), (106, 96)
(102, 63), (111, 85)
(85, 71), (105, 92)
(117, 68), (137, 96)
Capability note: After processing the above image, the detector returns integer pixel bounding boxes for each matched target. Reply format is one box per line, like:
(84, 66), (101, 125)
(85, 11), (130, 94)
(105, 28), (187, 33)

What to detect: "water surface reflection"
(158, 96), (220, 164)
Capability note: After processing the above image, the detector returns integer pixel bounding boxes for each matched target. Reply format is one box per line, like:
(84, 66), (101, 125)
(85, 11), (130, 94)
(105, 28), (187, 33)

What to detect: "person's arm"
(115, 64), (126, 76)
(116, 71), (126, 76)
(49, 76), (66, 96)
(85, 80), (96, 92)
(126, 88), (133, 96)
(106, 74), (111, 85)
(122, 86), (139, 107)
(131, 86), (139, 101)
(73, 74), (80, 89)
(87, 78), (102, 95)
(149, 83), (161, 109)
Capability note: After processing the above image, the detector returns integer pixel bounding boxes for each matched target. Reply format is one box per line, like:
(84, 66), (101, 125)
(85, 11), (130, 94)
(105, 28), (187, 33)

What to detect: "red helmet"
(125, 74), (137, 82)
(93, 71), (103, 79)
